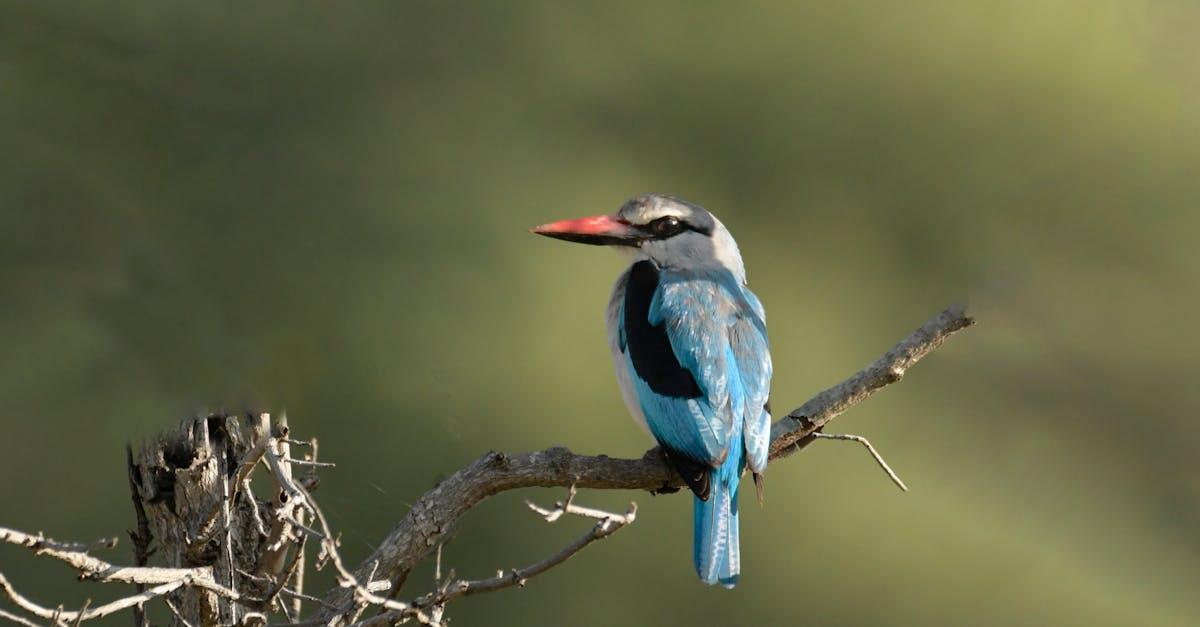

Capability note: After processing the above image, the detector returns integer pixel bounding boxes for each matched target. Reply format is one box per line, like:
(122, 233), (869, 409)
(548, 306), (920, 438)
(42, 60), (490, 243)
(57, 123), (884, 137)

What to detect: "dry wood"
(314, 305), (974, 623)
(0, 305), (973, 627)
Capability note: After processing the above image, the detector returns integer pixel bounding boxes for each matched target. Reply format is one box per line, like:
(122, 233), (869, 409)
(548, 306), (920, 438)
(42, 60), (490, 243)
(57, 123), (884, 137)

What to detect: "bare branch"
(440, 501), (636, 602)
(288, 482), (431, 624)
(0, 607), (42, 627)
(524, 484), (632, 523)
(0, 529), (117, 555)
(316, 305), (974, 624)
(0, 304), (971, 627)
(256, 414), (313, 581)
(0, 527), (242, 602)
(355, 490), (636, 627)
(273, 536), (307, 610)
(0, 572), (183, 625)
(769, 304), (974, 457)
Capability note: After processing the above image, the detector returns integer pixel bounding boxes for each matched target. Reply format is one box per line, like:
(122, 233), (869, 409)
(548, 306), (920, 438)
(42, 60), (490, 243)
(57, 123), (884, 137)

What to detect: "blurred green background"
(2, 1), (1198, 625)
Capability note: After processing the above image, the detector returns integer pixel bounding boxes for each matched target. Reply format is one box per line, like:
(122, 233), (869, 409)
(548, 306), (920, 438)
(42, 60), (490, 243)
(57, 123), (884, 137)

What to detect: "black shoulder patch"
(624, 261), (703, 399)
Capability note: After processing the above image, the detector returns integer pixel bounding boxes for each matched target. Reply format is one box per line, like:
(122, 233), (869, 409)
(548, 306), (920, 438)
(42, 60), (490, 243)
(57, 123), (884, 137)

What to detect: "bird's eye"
(649, 216), (684, 237)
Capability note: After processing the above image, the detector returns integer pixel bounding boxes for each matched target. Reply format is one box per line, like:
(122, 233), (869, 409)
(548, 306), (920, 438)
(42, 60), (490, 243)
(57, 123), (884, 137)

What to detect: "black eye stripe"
(643, 216), (690, 239)
(653, 216), (680, 233)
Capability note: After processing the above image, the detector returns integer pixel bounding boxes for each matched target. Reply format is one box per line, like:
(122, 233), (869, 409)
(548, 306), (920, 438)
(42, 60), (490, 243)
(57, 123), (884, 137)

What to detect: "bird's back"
(607, 260), (772, 485)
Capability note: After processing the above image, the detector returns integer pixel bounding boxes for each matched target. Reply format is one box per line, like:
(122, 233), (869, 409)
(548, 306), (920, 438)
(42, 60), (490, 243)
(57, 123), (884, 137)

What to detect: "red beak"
(530, 214), (641, 246)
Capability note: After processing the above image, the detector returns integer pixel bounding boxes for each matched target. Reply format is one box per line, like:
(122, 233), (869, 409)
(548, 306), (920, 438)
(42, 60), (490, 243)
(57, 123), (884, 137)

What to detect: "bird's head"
(531, 194), (746, 281)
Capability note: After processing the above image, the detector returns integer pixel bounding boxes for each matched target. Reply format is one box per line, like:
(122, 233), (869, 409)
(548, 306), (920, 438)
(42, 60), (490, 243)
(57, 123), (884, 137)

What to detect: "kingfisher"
(532, 194), (771, 587)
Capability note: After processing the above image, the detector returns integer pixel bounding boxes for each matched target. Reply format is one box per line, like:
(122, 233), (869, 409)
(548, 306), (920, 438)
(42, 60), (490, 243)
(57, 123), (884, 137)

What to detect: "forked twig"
(358, 486), (637, 627)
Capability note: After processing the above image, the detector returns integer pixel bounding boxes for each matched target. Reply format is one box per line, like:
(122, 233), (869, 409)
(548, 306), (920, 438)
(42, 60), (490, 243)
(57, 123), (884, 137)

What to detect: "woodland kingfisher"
(532, 194), (772, 587)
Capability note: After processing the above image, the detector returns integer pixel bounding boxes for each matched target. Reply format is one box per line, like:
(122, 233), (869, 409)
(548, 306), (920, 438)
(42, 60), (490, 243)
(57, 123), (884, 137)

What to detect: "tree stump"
(129, 413), (299, 626)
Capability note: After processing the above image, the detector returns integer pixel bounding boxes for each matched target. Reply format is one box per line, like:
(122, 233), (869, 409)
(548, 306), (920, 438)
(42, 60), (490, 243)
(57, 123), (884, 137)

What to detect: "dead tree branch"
(315, 305), (974, 623)
(360, 487), (638, 627)
(0, 305), (972, 627)
(0, 527), (241, 600)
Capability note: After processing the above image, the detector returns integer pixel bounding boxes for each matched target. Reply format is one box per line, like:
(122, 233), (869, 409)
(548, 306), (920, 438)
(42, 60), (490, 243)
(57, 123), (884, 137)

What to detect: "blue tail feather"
(693, 445), (744, 587)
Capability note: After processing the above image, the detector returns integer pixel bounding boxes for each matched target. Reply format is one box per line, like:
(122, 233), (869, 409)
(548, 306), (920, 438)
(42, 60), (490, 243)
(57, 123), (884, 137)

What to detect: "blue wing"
(733, 289), (772, 474)
(619, 261), (771, 474)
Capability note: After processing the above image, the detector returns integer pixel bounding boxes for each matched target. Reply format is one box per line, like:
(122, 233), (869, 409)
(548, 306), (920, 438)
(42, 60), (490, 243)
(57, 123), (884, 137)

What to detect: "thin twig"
(0, 527), (242, 601)
(443, 500), (636, 601)
(811, 432), (909, 492)
(525, 484), (628, 522)
(71, 599), (91, 627)
(257, 535), (307, 612)
(3, 529), (117, 555)
(291, 437), (320, 618)
(276, 592), (295, 623)
(0, 572), (183, 625)
(433, 545), (442, 584)
(283, 483), (437, 626)
(279, 587), (333, 608)
(223, 476), (239, 624)
(282, 459), (336, 468)
(244, 477), (270, 539)
(162, 596), (195, 627)
(357, 490), (636, 627)
(0, 607), (41, 627)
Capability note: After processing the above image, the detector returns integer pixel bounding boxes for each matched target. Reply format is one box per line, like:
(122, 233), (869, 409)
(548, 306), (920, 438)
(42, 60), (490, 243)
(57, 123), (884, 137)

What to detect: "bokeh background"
(2, 1), (1198, 625)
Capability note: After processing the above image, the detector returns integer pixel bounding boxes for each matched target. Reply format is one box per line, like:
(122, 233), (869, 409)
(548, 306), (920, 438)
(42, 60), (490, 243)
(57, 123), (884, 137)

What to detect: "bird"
(531, 194), (772, 587)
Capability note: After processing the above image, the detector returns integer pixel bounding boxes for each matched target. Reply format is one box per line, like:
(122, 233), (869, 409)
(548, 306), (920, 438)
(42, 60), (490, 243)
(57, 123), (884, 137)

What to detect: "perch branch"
(316, 305), (974, 623)
(0, 304), (970, 627)
(769, 305), (974, 457)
